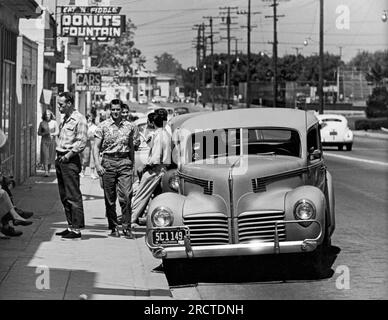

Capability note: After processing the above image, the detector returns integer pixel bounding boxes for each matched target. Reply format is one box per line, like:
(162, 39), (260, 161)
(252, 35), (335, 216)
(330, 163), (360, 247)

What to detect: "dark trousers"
(101, 157), (133, 230)
(55, 155), (85, 229)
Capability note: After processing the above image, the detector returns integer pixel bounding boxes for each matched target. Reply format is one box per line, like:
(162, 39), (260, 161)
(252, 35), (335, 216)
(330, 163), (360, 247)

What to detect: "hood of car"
(179, 155), (305, 215)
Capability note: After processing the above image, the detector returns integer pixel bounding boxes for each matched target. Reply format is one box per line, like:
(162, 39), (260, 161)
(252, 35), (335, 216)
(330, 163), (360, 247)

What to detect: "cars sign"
(75, 73), (101, 92)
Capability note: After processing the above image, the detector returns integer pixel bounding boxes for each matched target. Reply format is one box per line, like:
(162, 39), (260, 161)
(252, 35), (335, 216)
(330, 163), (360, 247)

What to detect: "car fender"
(284, 185), (326, 242)
(325, 170), (336, 237)
(146, 192), (186, 227)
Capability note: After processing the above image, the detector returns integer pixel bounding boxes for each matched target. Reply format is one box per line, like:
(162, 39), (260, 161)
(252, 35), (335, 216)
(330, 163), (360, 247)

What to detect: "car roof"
(181, 108), (318, 132)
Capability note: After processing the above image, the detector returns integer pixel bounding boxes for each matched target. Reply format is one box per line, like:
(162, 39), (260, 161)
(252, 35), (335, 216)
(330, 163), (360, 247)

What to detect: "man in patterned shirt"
(55, 92), (88, 240)
(93, 99), (140, 238)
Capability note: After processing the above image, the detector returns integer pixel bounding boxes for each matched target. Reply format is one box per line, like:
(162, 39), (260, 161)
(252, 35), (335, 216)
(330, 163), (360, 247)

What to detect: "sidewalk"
(0, 170), (172, 300)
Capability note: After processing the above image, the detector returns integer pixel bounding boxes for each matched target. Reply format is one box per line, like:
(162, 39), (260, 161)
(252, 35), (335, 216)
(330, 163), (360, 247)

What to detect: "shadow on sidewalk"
(0, 175), (158, 299)
(0, 265), (171, 300)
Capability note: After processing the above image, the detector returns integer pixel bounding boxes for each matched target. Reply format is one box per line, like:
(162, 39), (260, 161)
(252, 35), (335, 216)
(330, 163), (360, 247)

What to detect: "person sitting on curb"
(0, 129), (33, 239)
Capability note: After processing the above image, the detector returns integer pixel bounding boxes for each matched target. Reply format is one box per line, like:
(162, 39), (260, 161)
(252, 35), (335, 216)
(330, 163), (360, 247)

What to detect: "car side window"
(307, 125), (321, 156)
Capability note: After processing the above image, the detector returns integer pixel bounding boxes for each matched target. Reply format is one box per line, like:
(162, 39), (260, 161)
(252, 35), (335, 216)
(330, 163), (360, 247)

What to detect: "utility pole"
(209, 18), (215, 111)
(265, 0), (284, 108)
(318, 0), (324, 114)
(201, 23), (206, 89)
(195, 25), (201, 104)
(247, 0), (251, 108)
(220, 6), (238, 109)
(292, 47), (302, 56)
(226, 7), (232, 109)
(203, 17), (221, 111)
(337, 46), (342, 102)
(239, 1), (260, 108)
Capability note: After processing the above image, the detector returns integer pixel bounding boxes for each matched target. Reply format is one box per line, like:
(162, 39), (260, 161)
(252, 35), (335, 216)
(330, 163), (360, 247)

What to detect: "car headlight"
(151, 207), (174, 227)
(168, 173), (180, 191)
(294, 199), (316, 227)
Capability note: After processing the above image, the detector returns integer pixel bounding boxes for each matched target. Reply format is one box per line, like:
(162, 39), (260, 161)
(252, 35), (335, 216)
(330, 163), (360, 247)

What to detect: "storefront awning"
(0, 0), (42, 19)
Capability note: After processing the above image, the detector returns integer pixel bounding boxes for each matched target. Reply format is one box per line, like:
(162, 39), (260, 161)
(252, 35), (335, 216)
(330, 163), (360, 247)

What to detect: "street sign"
(76, 73), (101, 92)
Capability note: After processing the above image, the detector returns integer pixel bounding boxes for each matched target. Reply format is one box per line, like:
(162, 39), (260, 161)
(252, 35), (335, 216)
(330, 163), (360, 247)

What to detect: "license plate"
(152, 228), (188, 245)
(329, 130), (337, 136)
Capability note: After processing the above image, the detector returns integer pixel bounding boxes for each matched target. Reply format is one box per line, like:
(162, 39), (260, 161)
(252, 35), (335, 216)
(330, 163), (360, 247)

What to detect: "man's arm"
(132, 124), (141, 151)
(147, 134), (162, 165)
(93, 136), (105, 176)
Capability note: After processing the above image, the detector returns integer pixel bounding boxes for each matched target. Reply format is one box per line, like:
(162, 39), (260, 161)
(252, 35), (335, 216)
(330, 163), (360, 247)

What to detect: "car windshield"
(188, 128), (301, 162)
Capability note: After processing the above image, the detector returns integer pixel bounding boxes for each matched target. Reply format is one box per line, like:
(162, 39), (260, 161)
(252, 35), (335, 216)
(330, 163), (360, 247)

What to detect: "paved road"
(170, 136), (388, 300)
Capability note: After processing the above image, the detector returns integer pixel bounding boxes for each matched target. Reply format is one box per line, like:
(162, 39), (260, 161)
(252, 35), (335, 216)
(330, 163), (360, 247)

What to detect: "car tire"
(346, 143), (352, 151)
(310, 224), (331, 279)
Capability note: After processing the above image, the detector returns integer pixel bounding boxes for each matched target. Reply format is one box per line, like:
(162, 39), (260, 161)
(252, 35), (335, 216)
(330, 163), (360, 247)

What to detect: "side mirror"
(309, 148), (322, 160)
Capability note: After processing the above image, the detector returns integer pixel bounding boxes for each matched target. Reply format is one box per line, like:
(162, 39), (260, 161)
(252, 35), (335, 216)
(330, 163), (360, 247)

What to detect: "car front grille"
(238, 211), (286, 243)
(183, 213), (229, 246)
(178, 171), (214, 195)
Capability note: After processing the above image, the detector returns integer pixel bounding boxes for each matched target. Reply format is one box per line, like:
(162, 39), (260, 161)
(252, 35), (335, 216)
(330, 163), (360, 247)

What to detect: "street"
(170, 135), (388, 299)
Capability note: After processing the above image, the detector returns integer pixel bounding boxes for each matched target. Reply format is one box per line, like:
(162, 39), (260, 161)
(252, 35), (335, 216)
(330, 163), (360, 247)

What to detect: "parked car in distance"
(145, 108), (335, 278)
(317, 114), (353, 151)
(138, 95), (148, 104)
(173, 107), (189, 116)
(152, 96), (168, 103)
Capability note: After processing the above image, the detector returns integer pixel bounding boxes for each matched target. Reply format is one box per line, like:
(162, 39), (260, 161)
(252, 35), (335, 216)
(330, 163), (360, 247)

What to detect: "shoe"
(1, 226), (23, 237)
(15, 208), (34, 219)
(110, 227), (121, 237)
(0, 231), (10, 239)
(56, 229), (71, 236)
(61, 231), (81, 239)
(121, 225), (134, 239)
(13, 219), (33, 226)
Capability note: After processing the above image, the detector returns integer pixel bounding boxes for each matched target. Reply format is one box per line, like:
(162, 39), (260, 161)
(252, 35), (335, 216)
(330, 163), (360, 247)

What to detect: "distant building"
(155, 73), (178, 98)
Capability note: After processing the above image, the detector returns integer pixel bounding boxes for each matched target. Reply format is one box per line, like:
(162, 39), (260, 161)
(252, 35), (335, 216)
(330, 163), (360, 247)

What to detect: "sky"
(50, 0), (388, 71)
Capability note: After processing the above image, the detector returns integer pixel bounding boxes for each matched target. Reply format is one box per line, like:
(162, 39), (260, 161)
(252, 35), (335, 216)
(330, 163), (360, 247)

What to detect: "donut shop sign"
(59, 6), (125, 39)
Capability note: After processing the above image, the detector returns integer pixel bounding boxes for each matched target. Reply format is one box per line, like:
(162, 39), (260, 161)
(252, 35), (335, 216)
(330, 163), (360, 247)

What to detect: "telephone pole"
(292, 47), (302, 56)
(203, 16), (221, 111)
(201, 23), (206, 88)
(265, 0), (284, 108)
(220, 6), (239, 109)
(195, 25), (201, 104)
(239, 0), (260, 108)
(318, 0), (324, 114)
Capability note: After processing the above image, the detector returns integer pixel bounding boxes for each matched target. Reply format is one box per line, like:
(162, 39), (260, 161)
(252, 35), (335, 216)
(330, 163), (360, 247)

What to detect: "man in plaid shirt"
(55, 92), (88, 240)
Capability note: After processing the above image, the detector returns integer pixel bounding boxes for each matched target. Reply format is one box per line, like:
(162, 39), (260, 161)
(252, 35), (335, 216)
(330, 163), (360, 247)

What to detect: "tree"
(154, 52), (182, 74)
(366, 86), (388, 118)
(91, 18), (146, 76)
(347, 50), (388, 86)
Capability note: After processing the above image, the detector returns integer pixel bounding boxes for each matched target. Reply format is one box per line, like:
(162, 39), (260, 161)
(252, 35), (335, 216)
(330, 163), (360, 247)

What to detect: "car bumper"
(146, 220), (323, 259)
(322, 140), (352, 145)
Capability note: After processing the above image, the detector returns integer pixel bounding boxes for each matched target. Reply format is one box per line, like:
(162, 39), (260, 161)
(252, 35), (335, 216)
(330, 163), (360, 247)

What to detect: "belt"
(56, 150), (69, 156)
(103, 152), (130, 159)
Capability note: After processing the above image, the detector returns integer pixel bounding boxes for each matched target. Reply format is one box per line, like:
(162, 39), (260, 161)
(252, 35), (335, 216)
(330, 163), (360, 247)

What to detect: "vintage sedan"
(317, 114), (353, 151)
(145, 108), (335, 276)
